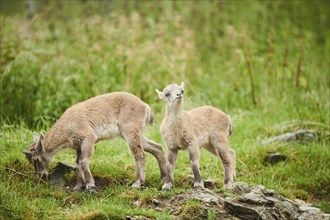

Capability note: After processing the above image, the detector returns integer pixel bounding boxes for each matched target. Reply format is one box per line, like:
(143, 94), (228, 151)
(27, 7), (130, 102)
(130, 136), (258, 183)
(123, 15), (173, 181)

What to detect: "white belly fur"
(94, 125), (120, 141)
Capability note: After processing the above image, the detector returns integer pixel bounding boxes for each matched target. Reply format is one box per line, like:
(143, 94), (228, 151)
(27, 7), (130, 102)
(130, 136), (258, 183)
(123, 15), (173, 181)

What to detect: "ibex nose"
(176, 93), (182, 99)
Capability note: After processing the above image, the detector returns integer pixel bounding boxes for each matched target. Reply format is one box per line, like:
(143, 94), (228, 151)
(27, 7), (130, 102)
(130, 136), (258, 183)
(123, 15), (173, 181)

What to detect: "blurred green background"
(1, 0), (329, 127)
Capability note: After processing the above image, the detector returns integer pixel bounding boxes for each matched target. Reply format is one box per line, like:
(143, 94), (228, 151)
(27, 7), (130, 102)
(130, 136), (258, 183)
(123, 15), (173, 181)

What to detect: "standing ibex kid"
(156, 82), (236, 190)
(24, 92), (167, 191)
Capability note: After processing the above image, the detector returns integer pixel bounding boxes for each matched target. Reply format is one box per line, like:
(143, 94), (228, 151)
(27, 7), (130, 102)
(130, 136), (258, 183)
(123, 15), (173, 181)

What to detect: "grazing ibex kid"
(24, 92), (167, 191)
(156, 82), (236, 190)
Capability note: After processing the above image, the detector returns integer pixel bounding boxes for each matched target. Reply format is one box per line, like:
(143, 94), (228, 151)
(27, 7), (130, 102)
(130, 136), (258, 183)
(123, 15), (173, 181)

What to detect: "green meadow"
(1, 1), (329, 219)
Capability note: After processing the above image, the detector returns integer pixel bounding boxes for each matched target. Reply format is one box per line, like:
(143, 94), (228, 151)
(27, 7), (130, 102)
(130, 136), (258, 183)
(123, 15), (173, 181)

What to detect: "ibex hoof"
(84, 184), (96, 193)
(131, 182), (142, 189)
(162, 182), (173, 191)
(73, 185), (84, 192)
(193, 181), (204, 189)
(224, 182), (234, 190)
(86, 187), (97, 194)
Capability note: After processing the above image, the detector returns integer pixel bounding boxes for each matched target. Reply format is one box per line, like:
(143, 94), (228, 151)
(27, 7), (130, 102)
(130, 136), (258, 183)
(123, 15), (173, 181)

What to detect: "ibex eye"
(165, 92), (171, 97)
(33, 159), (39, 167)
(181, 90), (184, 94)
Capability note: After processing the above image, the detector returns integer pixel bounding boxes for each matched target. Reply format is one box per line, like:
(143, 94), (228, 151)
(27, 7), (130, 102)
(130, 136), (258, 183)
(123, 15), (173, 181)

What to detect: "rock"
(48, 162), (76, 190)
(186, 188), (223, 203)
(295, 199), (330, 220)
(298, 211), (330, 220)
(224, 200), (263, 220)
(143, 183), (329, 220)
(300, 205), (322, 212)
(133, 200), (142, 208)
(126, 216), (151, 220)
(86, 187), (97, 194)
(175, 194), (186, 202)
(262, 129), (320, 145)
(52, 162), (76, 176)
(231, 182), (251, 195)
(224, 184), (330, 220)
(264, 152), (288, 165)
(204, 179), (219, 189)
(152, 199), (160, 206)
(154, 207), (163, 211)
(295, 199), (308, 206)
(225, 186), (301, 219)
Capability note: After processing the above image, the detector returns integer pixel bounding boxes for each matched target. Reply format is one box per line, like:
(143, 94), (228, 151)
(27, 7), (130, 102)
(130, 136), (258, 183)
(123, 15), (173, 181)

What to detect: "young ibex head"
(156, 81), (184, 108)
(24, 132), (50, 178)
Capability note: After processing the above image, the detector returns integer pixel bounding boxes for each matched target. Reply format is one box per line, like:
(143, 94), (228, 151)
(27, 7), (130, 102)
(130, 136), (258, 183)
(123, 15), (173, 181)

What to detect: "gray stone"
(231, 182), (251, 195)
(133, 200), (142, 208)
(223, 184), (330, 220)
(300, 205), (321, 212)
(140, 183), (329, 220)
(48, 162), (76, 190)
(152, 199), (160, 205)
(187, 188), (223, 203)
(52, 162), (76, 176)
(126, 216), (151, 220)
(296, 200), (330, 220)
(204, 179), (218, 189)
(298, 212), (330, 220)
(224, 200), (263, 220)
(262, 129), (320, 145)
(264, 152), (288, 165)
(86, 187), (97, 194)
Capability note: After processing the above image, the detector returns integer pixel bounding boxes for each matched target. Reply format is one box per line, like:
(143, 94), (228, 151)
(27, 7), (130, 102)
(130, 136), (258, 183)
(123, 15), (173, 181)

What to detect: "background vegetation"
(1, 0), (329, 219)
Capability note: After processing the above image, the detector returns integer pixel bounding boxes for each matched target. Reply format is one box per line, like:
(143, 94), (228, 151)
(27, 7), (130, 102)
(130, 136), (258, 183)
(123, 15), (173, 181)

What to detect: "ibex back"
(24, 92), (167, 191)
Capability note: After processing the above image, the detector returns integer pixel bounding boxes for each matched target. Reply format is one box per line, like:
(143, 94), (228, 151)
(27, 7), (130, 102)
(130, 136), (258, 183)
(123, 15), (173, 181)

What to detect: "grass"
(0, 0), (329, 219)
(1, 112), (329, 219)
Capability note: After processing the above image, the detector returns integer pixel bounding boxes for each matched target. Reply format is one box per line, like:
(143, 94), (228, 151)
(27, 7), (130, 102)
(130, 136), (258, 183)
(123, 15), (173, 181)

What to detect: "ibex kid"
(24, 92), (167, 191)
(156, 82), (236, 190)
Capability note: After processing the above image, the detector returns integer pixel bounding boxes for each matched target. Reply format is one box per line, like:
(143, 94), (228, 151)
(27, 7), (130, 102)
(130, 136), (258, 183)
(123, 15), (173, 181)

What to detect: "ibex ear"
(39, 133), (45, 145)
(38, 133), (45, 152)
(156, 89), (164, 99)
(180, 81), (184, 90)
(33, 132), (39, 143)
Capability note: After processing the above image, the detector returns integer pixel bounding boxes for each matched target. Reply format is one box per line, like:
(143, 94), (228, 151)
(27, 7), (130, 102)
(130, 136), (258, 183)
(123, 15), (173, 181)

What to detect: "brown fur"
(24, 92), (167, 190)
(156, 82), (236, 190)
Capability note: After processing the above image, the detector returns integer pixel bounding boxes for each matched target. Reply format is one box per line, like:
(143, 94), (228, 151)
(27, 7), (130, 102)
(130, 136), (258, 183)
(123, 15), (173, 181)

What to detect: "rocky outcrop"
(225, 183), (300, 219)
(225, 183), (329, 220)
(136, 182), (330, 220)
